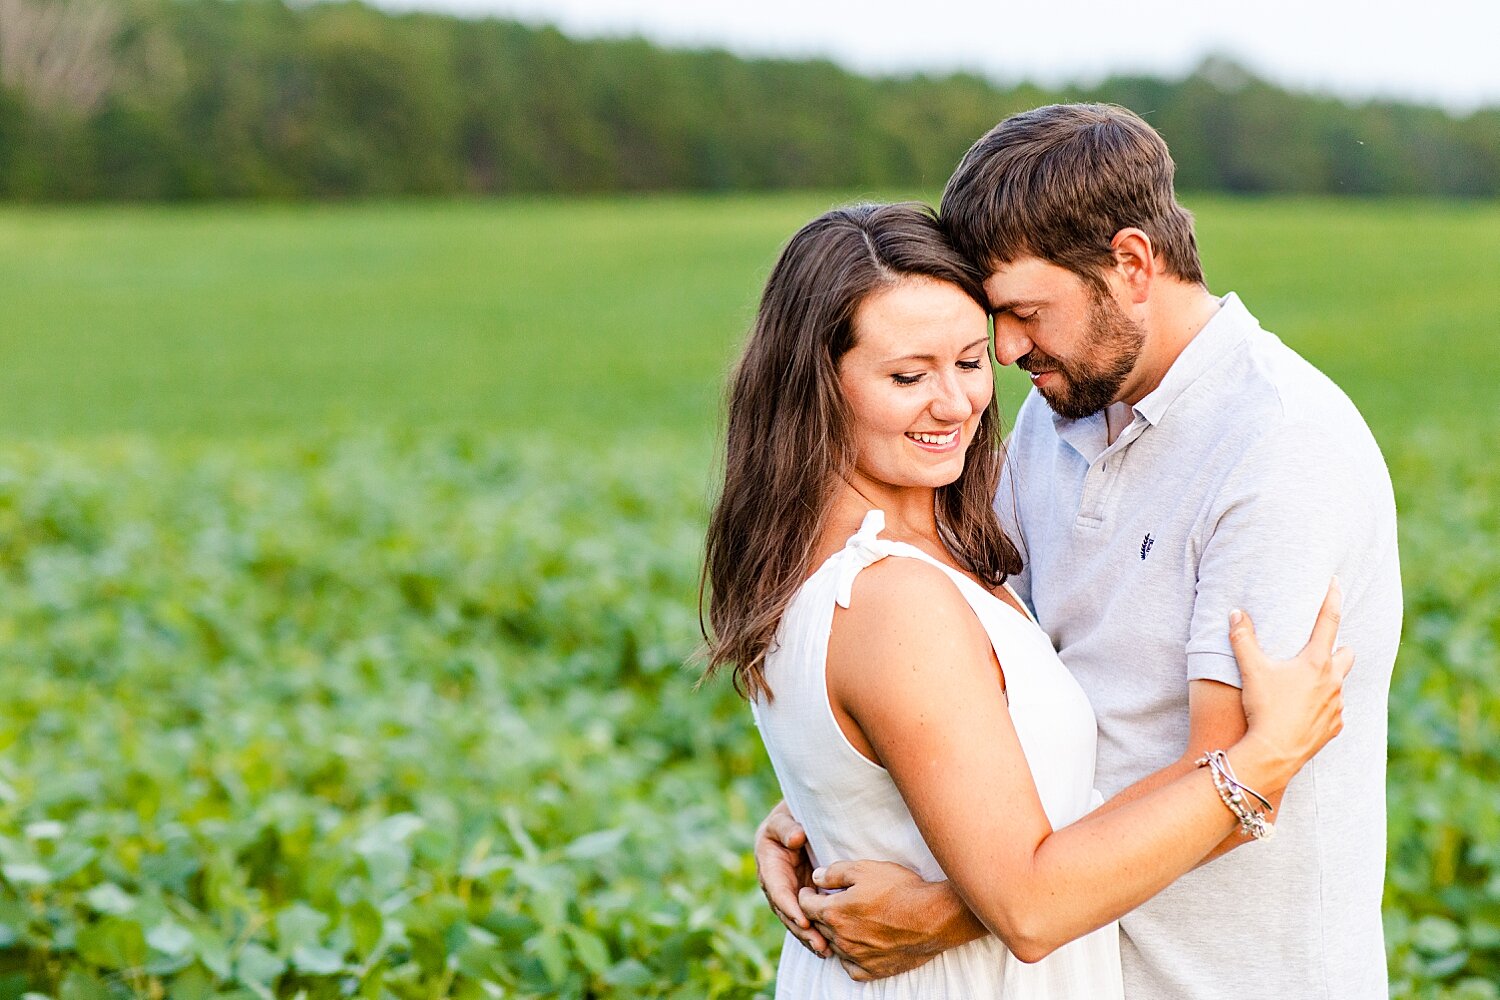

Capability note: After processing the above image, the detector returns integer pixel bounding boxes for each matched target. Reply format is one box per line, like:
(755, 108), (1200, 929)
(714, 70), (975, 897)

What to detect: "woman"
(701, 203), (1349, 997)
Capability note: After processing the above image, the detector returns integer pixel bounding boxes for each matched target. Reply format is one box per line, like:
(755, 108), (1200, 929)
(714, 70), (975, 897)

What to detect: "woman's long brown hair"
(701, 203), (1022, 701)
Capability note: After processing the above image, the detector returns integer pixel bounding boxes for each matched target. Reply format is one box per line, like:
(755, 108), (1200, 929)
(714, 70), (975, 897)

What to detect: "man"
(755, 104), (1401, 999)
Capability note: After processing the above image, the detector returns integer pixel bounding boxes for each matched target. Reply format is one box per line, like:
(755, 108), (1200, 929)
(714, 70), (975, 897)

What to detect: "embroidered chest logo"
(1140, 533), (1155, 560)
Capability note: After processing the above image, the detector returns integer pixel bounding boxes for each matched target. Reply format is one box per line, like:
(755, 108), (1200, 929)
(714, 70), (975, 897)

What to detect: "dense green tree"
(0, 0), (1493, 200)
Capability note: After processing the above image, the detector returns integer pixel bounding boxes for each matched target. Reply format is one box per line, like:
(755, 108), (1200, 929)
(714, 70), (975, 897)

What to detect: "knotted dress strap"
(833, 509), (953, 609)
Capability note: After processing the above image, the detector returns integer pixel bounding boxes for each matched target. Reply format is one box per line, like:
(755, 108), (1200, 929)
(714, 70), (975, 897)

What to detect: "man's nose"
(992, 325), (1032, 367)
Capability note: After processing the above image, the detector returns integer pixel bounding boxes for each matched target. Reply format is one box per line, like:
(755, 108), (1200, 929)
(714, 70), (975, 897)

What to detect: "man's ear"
(1109, 228), (1156, 304)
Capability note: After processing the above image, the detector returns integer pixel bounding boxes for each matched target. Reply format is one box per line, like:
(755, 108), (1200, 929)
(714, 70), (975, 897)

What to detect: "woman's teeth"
(908, 430), (958, 445)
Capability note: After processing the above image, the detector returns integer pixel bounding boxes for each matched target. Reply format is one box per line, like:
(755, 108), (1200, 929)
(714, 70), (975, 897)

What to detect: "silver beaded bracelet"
(1196, 749), (1276, 841)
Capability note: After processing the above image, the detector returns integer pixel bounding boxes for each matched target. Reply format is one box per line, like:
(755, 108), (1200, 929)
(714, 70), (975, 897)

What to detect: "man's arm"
(1100, 407), (1383, 851)
(1152, 419), (1373, 853)
(1095, 417), (1373, 855)
(799, 863), (986, 981)
(753, 800), (829, 957)
(754, 801), (985, 973)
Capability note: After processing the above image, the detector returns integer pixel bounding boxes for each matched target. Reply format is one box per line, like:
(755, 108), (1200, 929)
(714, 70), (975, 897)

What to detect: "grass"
(1192, 197), (1500, 436)
(0, 194), (1495, 443)
(0, 195), (817, 441)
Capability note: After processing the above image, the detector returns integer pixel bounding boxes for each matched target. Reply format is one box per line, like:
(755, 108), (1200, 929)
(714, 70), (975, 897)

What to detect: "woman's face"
(838, 277), (993, 491)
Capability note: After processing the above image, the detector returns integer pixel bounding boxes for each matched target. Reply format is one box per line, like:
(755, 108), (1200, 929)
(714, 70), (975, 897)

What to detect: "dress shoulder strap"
(832, 509), (966, 610)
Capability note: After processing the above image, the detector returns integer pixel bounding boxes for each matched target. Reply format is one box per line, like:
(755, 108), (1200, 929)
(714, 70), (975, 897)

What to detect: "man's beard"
(1018, 289), (1145, 420)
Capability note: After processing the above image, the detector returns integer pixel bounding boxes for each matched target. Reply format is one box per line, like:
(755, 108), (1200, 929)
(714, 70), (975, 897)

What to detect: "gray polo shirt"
(999, 293), (1401, 1000)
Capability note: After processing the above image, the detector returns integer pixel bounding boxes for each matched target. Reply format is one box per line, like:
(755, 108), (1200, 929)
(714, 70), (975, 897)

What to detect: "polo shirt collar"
(1131, 291), (1256, 427)
(1047, 292), (1257, 455)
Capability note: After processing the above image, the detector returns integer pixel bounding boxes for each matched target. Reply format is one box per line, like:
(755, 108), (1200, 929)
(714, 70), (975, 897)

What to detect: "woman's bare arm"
(813, 559), (1344, 966)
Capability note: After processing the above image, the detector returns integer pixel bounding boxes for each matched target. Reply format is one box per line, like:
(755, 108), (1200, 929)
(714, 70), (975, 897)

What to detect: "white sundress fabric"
(751, 509), (1124, 999)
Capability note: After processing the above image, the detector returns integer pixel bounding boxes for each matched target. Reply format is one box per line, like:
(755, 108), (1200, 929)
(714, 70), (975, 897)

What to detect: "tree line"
(0, 0), (1496, 201)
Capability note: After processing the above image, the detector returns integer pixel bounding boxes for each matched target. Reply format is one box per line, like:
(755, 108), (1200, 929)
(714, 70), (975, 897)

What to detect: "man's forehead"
(982, 257), (1079, 309)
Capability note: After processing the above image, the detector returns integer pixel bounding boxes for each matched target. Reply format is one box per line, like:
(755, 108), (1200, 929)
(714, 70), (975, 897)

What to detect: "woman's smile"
(906, 428), (962, 452)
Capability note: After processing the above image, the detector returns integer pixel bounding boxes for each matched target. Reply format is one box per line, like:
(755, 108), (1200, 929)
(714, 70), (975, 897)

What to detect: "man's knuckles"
(844, 963), (873, 982)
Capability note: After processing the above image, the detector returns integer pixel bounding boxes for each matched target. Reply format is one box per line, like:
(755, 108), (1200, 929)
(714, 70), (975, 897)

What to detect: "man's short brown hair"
(940, 103), (1205, 289)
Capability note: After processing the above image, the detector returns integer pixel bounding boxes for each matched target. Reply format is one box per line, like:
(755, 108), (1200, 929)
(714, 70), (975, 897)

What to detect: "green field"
(0, 196), (1497, 999)
(1, 195), (1497, 441)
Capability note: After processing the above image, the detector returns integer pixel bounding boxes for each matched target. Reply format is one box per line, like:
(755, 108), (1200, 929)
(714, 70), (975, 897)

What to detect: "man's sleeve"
(1185, 421), (1373, 686)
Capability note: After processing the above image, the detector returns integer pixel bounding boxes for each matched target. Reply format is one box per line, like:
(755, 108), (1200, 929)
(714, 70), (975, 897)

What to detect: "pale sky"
(375, 0), (1500, 112)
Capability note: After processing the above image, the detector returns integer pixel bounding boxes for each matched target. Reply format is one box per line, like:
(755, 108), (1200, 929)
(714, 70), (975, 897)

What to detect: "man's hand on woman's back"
(800, 860), (982, 980)
(755, 801), (829, 957)
(755, 801), (986, 979)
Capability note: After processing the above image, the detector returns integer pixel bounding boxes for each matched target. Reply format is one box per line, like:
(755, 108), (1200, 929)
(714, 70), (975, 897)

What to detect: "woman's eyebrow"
(885, 337), (989, 362)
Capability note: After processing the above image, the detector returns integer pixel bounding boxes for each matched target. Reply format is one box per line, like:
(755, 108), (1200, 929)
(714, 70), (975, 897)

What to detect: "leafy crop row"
(1384, 429), (1500, 999)
(0, 428), (1494, 998)
(0, 433), (776, 1000)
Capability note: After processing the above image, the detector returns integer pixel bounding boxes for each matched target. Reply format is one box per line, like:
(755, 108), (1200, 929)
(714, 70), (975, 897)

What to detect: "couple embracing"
(702, 104), (1400, 998)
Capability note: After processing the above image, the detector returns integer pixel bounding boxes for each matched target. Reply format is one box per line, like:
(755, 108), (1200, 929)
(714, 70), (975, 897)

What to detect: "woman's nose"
(929, 373), (971, 422)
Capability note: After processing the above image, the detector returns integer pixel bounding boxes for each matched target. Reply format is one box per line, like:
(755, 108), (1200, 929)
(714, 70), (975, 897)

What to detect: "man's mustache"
(1018, 350), (1064, 375)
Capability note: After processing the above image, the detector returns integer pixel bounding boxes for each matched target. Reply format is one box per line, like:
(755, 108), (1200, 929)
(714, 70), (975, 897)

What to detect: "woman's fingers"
(1333, 646), (1355, 681)
(1228, 607), (1266, 672)
(1233, 577), (1344, 673)
(1303, 577), (1343, 657)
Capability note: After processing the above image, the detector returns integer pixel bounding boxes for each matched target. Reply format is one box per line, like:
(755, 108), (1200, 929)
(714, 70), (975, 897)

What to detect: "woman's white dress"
(751, 510), (1124, 998)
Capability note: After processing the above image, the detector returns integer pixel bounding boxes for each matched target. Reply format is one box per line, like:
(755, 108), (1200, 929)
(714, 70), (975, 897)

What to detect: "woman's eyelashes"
(889, 358), (988, 385)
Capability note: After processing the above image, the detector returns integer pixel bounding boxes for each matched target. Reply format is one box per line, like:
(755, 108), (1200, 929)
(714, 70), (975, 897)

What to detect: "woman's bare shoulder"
(831, 555), (992, 671)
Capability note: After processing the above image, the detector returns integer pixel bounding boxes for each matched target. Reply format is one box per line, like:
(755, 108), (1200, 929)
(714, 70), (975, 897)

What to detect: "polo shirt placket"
(1058, 415), (1150, 530)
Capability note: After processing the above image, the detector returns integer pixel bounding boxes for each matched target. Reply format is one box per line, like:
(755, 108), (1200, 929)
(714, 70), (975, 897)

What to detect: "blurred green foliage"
(0, 424), (1495, 998)
(1383, 432), (1500, 998)
(0, 432), (779, 999)
(0, 0), (1496, 200)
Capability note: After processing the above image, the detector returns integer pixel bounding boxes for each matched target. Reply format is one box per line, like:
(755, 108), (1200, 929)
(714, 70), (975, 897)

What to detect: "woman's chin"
(895, 459), (967, 490)
(858, 447), (969, 492)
